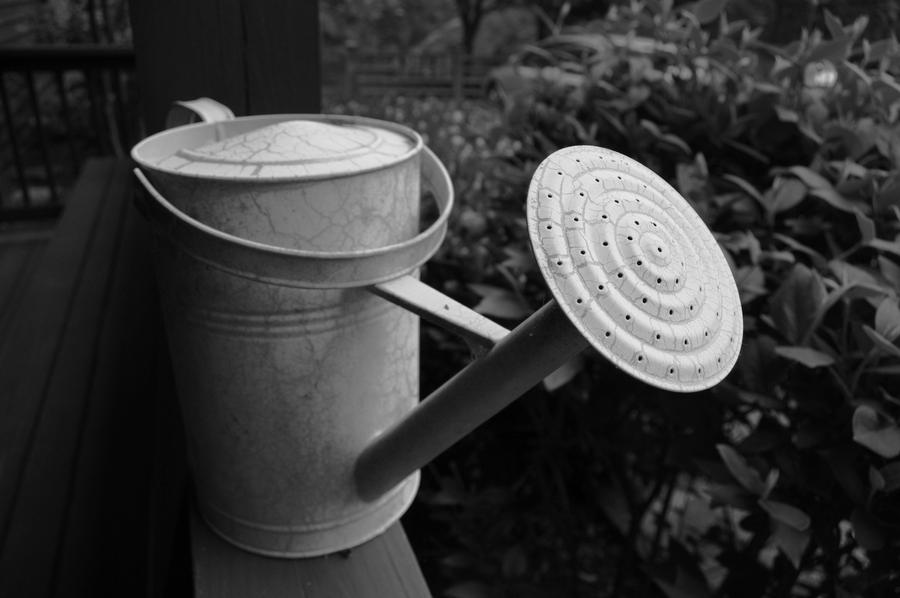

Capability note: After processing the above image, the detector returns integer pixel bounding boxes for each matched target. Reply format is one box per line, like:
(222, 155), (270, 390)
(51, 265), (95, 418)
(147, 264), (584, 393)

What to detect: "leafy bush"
(331, 3), (900, 596)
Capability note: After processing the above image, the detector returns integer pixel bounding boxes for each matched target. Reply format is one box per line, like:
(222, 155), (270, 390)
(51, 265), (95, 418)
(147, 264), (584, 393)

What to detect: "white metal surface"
(527, 145), (742, 392)
(155, 118), (417, 179)
(133, 104), (445, 557)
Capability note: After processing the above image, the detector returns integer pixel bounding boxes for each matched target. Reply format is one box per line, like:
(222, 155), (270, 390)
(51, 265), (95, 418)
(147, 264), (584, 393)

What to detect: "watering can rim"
(131, 112), (425, 184)
(134, 146), (452, 263)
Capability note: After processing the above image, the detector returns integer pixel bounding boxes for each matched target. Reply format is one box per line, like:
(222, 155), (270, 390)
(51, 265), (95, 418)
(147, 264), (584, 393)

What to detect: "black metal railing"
(0, 44), (136, 220)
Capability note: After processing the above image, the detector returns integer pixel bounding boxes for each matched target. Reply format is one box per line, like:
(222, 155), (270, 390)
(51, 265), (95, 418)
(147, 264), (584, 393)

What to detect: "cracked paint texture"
(527, 146), (743, 392)
(143, 117), (428, 555)
(156, 246), (420, 555)
(147, 118), (421, 252)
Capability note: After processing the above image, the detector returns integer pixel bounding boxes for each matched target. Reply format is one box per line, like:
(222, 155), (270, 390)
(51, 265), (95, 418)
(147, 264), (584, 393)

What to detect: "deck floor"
(0, 220), (55, 338)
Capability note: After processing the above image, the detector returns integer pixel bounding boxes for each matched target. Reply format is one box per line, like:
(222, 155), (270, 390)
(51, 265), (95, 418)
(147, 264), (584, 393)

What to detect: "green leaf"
(689, 0), (729, 25)
(875, 175), (900, 213)
(759, 499), (811, 531)
(786, 165), (831, 189)
(444, 581), (491, 598)
(542, 354), (584, 391)
(736, 389), (782, 409)
(469, 284), (530, 320)
(856, 212), (876, 244)
(770, 521), (811, 569)
(880, 256), (900, 290)
(723, 174), (765, 206)
(702, 482), (756, 509)
(806, 37), (853, 64)
(771, 178), (806, 214)
(869, 238), (900, 259)
(774, 345), (835, 368)
(716, 444), (766, 495)
(809, 187), (860, 213)
(823, 10), (845, 39)
(873, 73), (900, 105)
(786, 166), (859, 212)
(879, 461), (900, 493)
(829, 260), (881, 289)
(825, 447), (868, 505)
(862, 325), (900, 359)
(735, 265), (766, 304)
(769, 264), (827, 344)
(773, 105), (799, 123)
(851, 508), (885, 550)
(852, 405), (900, 458)
(875, 297), (900, 341)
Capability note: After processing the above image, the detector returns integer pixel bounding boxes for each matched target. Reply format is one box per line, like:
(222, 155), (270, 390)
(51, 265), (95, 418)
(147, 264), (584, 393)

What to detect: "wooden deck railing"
(0, 44), (136, 220)
(0, 46), (496, 220)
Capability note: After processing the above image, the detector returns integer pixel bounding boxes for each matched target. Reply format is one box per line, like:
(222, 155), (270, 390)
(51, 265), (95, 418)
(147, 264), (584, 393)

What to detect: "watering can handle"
(164, 97), (235, 128)
(371, 276), (509, 351)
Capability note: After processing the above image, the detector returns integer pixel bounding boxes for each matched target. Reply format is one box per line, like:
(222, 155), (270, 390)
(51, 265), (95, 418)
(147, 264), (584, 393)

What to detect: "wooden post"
(129, 0), (321, 133)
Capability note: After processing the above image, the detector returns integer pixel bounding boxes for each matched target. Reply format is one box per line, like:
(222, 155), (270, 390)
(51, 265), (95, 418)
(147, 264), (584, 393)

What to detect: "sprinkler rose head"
(527, 145), (743, 392)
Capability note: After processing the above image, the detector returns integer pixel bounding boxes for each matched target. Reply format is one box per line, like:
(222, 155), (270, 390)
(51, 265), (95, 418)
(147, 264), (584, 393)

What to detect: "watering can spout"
(355, 144), (745, 503)
(354, 300), (589, 502)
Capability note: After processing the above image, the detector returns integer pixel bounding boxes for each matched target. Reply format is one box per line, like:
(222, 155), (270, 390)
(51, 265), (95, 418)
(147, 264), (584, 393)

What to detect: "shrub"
(330, 3), (900, 594)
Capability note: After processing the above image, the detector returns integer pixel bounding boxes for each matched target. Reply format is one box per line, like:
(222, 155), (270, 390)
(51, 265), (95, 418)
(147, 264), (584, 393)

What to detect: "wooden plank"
(145, 338), (190, 598)
(50, 169), (160, 596)
(0, 158), (127, 596)
(0, 224), (51, 339)
(192, 516), (432, 598)
(0, 159), (111, 552)
(130, 0), (320, 132)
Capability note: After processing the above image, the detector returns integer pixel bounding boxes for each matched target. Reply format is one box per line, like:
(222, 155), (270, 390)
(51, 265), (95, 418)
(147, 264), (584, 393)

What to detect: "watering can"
(131, 98), (743, 558)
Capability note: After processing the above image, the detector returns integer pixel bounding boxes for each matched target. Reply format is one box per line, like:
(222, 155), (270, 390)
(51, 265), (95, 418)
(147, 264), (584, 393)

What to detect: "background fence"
(0, 44), (137, 220)
(0, 48), (495, 220)
(329, 51), (500, 101)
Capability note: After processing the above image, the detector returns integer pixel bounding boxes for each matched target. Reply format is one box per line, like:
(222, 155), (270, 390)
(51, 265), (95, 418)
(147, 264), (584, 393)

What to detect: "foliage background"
(328, 1), (900, 596)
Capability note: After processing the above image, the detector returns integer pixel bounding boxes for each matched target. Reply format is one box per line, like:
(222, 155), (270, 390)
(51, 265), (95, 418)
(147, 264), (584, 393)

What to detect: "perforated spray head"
(527, 145), (743, 392)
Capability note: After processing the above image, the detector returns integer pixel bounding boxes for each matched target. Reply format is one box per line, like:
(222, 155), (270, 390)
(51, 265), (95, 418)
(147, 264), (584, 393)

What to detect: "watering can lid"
(151, 117), (421, 180)
(527, 146), (742, 393)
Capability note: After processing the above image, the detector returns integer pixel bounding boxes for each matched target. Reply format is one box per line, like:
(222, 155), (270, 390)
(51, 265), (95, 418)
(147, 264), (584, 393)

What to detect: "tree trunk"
(455, 0), (484, 56)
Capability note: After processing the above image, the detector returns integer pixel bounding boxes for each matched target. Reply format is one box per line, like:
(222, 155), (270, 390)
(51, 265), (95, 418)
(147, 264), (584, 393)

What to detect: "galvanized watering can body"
(133, 99), (744, 558)
(133, 104), (449, 556)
